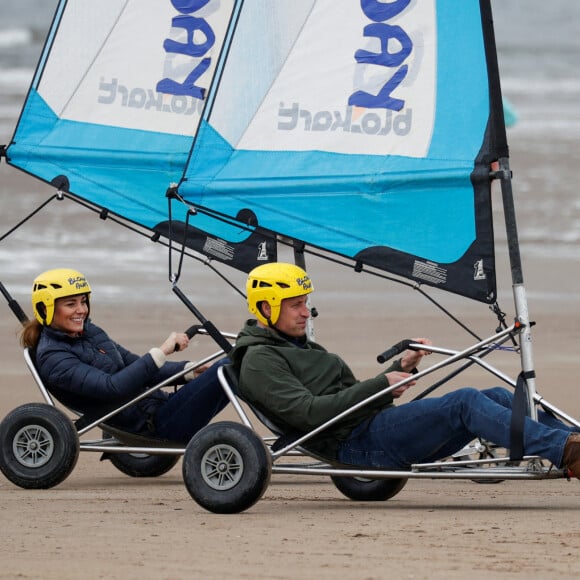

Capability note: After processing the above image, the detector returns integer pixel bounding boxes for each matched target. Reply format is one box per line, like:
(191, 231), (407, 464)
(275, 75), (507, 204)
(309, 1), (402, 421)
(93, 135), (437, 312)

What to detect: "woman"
(20, 268), (229, 444)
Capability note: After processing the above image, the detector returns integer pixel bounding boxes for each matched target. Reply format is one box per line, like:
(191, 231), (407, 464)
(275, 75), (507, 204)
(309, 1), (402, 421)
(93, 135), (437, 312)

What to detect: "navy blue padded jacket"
(35, 320), (187, 434)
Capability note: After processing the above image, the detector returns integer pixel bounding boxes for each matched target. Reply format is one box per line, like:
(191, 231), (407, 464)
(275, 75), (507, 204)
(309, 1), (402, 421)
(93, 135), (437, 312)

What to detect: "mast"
(480, 0), (537, 419)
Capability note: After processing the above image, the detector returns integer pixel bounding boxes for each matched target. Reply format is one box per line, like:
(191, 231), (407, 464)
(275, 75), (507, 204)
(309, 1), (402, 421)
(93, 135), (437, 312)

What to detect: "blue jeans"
(337, 387), (577, 469)
(153, 358), (229, 444)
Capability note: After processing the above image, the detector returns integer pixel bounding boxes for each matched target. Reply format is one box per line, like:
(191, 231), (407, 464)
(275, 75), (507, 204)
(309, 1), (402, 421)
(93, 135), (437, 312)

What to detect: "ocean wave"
(0, 27), (32, 49)
(509, 120), (580, 139)
(0, 67), (34, 92)
(501, 76), (580, 96)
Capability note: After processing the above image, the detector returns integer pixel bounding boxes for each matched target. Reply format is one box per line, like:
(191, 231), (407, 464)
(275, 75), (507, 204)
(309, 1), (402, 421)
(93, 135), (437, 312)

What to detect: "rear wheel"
(0, 403), (79, 489)
(331, 475), (408, 501)
(100, 431), (180, 477)
(106, 452), (180, 477)
(182, 421), (271, 514)
(454, 438), (507, 484)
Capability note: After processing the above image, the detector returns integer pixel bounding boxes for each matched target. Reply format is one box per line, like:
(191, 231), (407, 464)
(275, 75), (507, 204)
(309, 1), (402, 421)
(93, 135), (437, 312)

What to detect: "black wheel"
(107, 452), (180, 477)
(331, 475), (408, 501)
(100, 430), (180, 477)
(0, 403), (79, 489)
(182, 421), (271, 514)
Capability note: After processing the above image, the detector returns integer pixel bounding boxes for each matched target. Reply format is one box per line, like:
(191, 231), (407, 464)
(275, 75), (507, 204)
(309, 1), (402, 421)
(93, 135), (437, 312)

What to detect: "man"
(229, 262), (580, 478)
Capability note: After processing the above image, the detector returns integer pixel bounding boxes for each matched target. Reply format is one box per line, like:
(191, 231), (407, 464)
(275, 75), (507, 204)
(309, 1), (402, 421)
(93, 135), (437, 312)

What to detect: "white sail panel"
(38, 0), (236, 136)
(229, 0), (436, 157)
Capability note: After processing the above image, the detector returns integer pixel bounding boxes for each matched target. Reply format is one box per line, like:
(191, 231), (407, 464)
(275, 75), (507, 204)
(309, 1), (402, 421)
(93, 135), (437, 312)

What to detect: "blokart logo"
(277, 0), (414, 136)
(278, 103), (411, 136)
(349, 0), (413, 112)
(98, 0), (218, 114)
(98, 78), (204, 116)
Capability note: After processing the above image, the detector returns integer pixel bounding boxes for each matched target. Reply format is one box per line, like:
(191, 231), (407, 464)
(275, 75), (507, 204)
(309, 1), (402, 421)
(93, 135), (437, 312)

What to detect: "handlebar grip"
(185, 324), (203, 339)
(377, 339), (414, 364)
(174, 325), (204, 352)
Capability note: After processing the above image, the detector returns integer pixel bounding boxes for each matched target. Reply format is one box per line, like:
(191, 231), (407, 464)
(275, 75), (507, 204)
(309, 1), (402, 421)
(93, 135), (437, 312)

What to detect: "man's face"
(273, 294), (311, 337)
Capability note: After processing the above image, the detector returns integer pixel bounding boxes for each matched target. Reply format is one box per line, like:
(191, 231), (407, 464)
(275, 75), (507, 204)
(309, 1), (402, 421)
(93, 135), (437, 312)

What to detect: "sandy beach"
(1, 0), (580, 573)
(1, 155), (579, 579)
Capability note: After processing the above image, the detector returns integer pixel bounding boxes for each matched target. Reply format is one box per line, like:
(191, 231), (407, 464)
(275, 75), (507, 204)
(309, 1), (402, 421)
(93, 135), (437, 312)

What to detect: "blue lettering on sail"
(156, 0), (216, 100)
(360, 0), (411, 22)
(349, 0), (412, 111)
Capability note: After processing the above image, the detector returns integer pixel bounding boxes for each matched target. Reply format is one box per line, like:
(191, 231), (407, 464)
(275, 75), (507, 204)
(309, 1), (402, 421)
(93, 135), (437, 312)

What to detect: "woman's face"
(51, 294), (89, 336)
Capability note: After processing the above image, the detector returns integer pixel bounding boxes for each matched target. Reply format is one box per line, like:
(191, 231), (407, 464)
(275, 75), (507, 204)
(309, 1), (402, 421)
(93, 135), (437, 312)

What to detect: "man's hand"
(184, 361), (212, 381)
(385, 371), (416, 398)
(400, 337), (432, 372)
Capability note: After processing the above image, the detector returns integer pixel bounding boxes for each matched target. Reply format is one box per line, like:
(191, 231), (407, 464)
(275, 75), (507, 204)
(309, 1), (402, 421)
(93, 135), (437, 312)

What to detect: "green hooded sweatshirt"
(229, 319), (403, 460)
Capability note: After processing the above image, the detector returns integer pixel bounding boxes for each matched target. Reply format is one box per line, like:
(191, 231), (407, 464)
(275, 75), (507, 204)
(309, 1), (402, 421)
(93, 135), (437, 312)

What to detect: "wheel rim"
(12, 424), (54, 468)
(201, 443), (244, 491)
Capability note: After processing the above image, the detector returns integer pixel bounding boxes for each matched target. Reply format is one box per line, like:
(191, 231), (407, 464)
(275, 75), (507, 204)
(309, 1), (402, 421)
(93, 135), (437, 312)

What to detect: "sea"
(0, 0), (579, 309)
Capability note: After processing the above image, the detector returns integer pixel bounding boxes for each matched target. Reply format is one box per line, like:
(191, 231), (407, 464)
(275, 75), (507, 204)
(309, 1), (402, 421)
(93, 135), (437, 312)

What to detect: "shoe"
(562, 433), (580, 480)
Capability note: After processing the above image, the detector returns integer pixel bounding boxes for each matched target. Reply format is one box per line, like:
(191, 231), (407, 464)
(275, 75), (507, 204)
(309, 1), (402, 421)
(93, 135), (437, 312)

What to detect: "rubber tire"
(182, 421), (271, 514)
(0, 403), (79, 489)
(331, 475), (408, 501)
(108, 452), (180, 478)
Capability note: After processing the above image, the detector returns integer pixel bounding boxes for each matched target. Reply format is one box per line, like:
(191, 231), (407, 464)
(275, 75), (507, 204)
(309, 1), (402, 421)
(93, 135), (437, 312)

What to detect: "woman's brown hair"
(20, 319), (43, 350)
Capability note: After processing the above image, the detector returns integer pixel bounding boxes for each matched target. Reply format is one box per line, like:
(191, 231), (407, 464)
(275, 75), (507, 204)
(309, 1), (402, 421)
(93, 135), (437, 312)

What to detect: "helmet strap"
(257, 301), (273, 327)
(35, 303), (48, 325)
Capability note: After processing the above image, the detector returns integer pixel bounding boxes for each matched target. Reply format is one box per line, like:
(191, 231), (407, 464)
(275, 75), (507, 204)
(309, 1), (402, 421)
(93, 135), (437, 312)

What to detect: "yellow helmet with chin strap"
(32, 268), (91, 326)
(246, 262), (313, 326)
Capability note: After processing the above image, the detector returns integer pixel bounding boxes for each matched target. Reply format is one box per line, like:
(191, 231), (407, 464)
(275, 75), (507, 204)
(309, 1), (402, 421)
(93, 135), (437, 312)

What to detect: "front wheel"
(0, 403), (79, 489)
(182, 421), (271, 514)
(331, 475), (408, 501)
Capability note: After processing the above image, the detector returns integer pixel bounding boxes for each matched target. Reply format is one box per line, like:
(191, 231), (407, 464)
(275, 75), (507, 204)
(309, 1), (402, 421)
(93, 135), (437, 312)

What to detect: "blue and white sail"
(5, 0), (507, 303)
(6, 0), (241, 230)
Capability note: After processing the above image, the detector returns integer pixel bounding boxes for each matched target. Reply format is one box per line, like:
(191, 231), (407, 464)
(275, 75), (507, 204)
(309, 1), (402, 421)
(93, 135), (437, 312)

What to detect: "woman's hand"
(159, 331), (189, 355)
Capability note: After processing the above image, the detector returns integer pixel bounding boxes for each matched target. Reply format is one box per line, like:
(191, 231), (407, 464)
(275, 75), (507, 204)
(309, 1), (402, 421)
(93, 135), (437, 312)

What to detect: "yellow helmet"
(32, 268), (91, 326)
(246, 262), (313, 326)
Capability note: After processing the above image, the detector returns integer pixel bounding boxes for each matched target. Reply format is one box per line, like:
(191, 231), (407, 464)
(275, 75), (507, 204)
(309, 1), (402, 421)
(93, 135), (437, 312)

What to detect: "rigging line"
(164, 193), (246, 298)
(0, 189), (245, 300)
(138, 197), (492, 341)
(290, 241), (485, 340)
(279, 239), (486, 342)
(411, 333), (515, 402)
(0, 193), (60, 242)
(170, 192), (262, 232)
(201, 258), (246, 299)
(168, 202), (493, 343)
(490, 300), (519, 349)
(167, 190), (177, 283)
(415, 289), (482, 342)
(68, 192), (246, 298)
